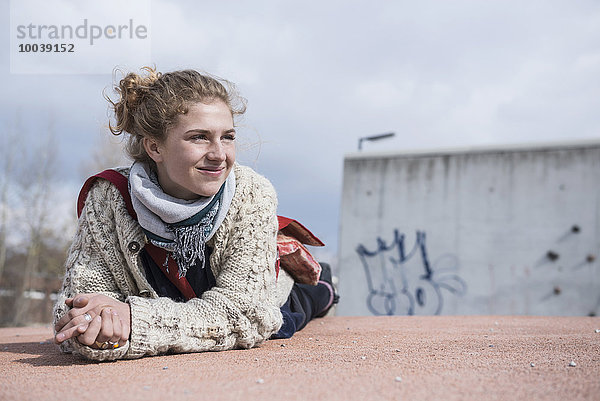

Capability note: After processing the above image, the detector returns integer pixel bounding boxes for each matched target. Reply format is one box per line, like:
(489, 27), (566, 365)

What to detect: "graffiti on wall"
(356, 230), (467, 316)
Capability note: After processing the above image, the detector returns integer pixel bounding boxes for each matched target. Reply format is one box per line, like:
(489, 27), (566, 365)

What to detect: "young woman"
(53, 67), (337, 361)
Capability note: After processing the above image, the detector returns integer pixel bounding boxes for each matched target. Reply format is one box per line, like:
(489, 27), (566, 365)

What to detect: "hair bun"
(108, 66), (161, 135)
(121, 67), (161, 111)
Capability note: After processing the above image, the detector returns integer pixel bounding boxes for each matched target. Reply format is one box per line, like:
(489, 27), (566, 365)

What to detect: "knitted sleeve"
(52, 178), (143, 361)
(125, 166), (283, 358)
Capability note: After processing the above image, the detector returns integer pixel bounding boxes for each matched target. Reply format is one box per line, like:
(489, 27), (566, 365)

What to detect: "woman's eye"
(223, 134), (236, 141)
(191, 134), (207, 141)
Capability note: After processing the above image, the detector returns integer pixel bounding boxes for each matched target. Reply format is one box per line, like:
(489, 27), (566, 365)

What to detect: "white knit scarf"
(129, 162), (236, 277)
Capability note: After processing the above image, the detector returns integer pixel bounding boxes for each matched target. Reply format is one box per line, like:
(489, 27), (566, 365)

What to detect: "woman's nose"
(207, 141), (226, 161)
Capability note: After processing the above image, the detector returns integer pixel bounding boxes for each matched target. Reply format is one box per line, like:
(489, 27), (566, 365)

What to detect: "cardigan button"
(128, 241), (141, 253)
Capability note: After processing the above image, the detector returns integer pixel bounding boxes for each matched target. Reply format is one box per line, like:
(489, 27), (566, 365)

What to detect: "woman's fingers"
(55, 309), (77, 332)
(56, 308), (124, 351)
(77, 315), (102, 346)
(90, 309), (123, 350)
(55, 305), (106, 334)
(64, 294), (88, 307)
(55, 293), (131, 348)
(120, 305), (131, 343)
(54, 312), (93, 343)
(95, 309), (114, 343)
(110, 311), (123, 346)
(55, 296), (92, 332)
(72, 295), (89, 308)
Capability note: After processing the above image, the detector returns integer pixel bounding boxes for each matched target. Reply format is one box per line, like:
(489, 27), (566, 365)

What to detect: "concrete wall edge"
(345, 137), (600, 161)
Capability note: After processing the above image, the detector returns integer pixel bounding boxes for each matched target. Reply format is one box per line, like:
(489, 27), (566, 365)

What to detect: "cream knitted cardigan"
(53, 164), (295, 361)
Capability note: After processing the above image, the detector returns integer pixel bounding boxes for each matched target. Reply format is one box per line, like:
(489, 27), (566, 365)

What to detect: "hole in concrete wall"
(547, 251), (560, 261)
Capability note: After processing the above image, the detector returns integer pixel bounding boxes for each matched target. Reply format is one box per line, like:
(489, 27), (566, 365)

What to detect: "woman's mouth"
(196, 166), (225, 176)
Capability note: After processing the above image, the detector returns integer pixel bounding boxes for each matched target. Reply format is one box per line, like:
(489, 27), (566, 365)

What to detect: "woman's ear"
(143, 137), (163, 163)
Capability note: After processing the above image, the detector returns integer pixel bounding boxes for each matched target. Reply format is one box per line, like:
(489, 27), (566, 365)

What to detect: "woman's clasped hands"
(54, 294), (131, 350)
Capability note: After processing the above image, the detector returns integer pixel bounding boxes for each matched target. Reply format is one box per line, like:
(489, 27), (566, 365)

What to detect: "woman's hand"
(54, 294), (131, 348)
(75, 307), (126, 349)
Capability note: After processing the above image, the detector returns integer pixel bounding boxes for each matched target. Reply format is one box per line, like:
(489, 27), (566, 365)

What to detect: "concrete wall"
(337, 140), (600, 316)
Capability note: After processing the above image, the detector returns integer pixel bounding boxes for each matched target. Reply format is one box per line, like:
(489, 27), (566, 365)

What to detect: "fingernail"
(112, 311), (118, 316)
(56, 333), (64, 341)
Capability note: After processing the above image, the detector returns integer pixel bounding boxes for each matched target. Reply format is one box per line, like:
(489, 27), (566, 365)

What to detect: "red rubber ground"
(1, 316), (599, 400)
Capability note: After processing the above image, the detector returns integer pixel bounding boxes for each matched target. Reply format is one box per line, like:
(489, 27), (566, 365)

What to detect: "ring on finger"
(94, 340), (110, 350)
(83, 313), (92, 322)
(108, 341), (120, 349)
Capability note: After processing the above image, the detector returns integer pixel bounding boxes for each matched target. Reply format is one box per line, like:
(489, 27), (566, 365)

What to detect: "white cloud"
(2, 0), (600, 249)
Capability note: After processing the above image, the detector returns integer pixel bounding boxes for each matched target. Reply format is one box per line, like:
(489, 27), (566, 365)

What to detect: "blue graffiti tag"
(356, 230), (467, 316)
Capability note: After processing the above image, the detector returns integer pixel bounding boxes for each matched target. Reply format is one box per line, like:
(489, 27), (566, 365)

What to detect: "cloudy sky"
(2, 0), (600, 263)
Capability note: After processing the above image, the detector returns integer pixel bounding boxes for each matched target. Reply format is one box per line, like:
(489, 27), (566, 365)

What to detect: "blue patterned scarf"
(129, 162), (236, 278)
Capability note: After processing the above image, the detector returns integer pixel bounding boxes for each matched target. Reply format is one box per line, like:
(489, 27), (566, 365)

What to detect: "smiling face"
(143, 100), (236, 200)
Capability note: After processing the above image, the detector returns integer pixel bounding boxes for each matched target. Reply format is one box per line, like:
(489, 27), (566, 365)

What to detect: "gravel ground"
(1, 315), (599, 401)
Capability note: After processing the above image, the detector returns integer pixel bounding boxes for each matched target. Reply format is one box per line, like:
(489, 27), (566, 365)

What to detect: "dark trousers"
(271, 263), (332, 339)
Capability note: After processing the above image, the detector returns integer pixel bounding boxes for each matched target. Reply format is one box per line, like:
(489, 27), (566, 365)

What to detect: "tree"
(79, 127), (130, 180)
(1, 114), (131, 326)
(12, 124), (58, 325)
(0, 115), (23, 286)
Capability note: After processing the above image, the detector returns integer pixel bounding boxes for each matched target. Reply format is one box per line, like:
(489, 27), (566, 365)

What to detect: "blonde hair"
(106, 66), (247, 165)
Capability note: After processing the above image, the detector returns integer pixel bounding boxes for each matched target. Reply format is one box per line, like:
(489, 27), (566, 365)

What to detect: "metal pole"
(358, 132), (395, 151)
